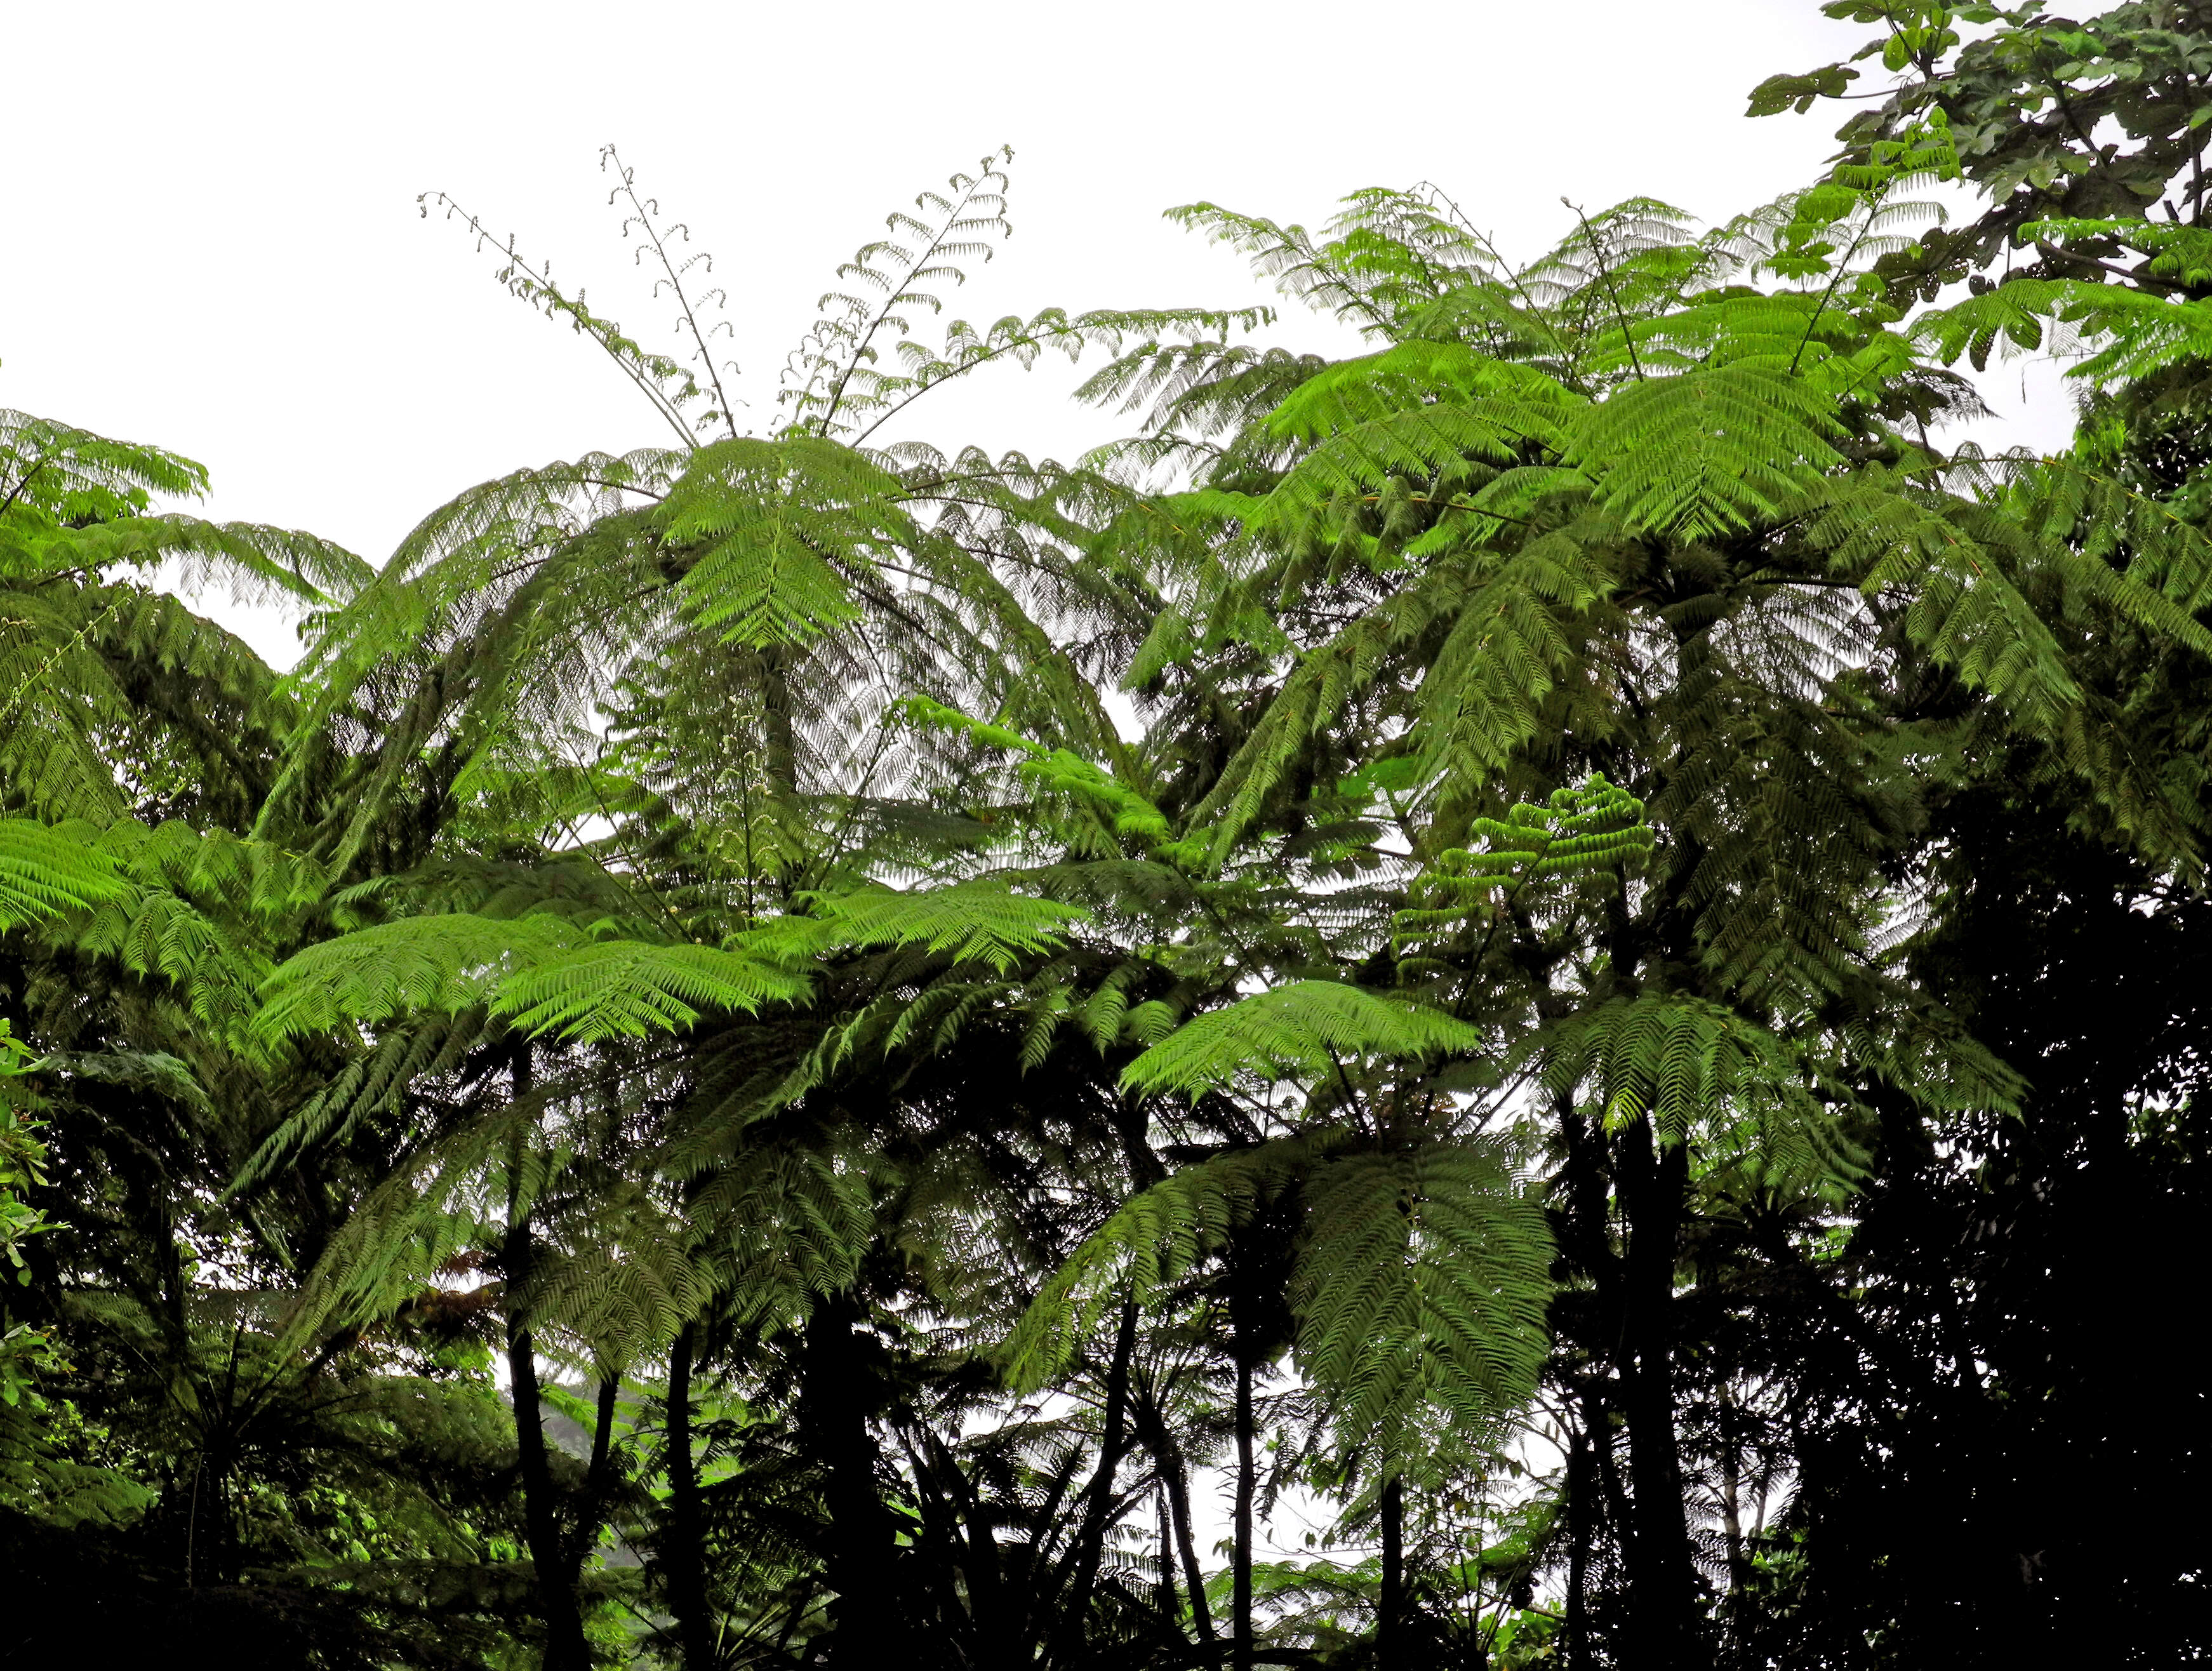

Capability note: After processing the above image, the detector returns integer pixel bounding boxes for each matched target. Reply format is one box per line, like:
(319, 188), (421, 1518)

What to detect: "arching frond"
(498, 940), (808, 1042)
(1122, 983), (1488, 1099)
(0, 820), (128, 932)
(1002, 1136), (1323, 1393)
(764, 881), (1091, 975)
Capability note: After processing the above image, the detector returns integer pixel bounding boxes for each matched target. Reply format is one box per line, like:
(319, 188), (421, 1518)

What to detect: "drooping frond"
(1293, 1143), (1552, 1453)
(1001, 1136), (1324, 1393)
(0, 408), (206, 525)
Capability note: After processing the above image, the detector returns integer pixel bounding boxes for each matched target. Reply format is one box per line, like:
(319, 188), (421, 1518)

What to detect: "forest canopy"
(6, 3), (2211, 1666)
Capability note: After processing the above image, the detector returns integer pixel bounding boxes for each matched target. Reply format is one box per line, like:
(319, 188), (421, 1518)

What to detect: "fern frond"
(496, 940), (807, 1041)
(1122, 982), (1488, 1099)
(660, 436), (908, 646)
(1293, 1143), (1551, 1453)
(254, 914), (574, 1044)
(0, 820), (129, 933)
(1001, 1135), (1323, 1392)
(763, 881), (1091, 975)
(1562, 364), (1844, 539)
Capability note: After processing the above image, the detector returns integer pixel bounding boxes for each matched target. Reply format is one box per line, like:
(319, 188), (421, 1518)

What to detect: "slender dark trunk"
(1155, 1421), (1216, 1648)
(1233, 1356), (1256, 1671)
(1618, 1124), (1699, 1669)
(1378, 1470), (1405, 1668)
(587, 1376), (618, 1477)
(665, 1322), (714, 1670)
(1050, 1296), (1140, 1664)
(803, 1299), (896, 1668)
(182, 1444), (237, 1590)
(1565, 1395), (1594, 1671)
(760, 651), (800, 799)
(1719, 1391), (1748, 1599)
(567, 1374), (624, 1552)
(503, 1044), (589, 1671)
(1157, 1490), (1179, 1624)
(507, 1286), (589, 1670)
(1553, 1096), (1620, 1671)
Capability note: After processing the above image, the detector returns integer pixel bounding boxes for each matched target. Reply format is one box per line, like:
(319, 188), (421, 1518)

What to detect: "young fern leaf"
(1396, 775), (1652, 947)
(418, 194), (709, 446)
(782, 151), (1016, 439)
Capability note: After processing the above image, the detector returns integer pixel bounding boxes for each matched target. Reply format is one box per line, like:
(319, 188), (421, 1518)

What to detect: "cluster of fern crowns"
(10, 64), (2212, 1665)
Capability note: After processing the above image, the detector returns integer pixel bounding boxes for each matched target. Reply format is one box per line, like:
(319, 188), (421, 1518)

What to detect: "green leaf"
(1123, 982), (1489, 1098)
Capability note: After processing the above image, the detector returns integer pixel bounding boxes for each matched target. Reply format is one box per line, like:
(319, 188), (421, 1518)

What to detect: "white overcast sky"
(6, 0), (2076, 667)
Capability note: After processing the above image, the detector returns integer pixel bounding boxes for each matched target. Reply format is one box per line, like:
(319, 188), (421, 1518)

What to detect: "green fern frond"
(254, 914), (575, 1044)
(764, 881), (1090, 974)
(1001, 1135), (1323, 1393)
(1562, 364), (1845, 539)
(0, 820), (129, 933)
(1293, 1143), (1552, 1452)
(1122, 982), (1488, 1099)
(496, 940), (808, 1041)
(1397, 775), (1651, 945)
(0, 408), (208, 526)
(32, 514), (371, 607)
(660, 436), (907, 646)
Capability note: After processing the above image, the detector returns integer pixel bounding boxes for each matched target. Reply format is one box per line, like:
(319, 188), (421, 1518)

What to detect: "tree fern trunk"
(502, 1044), (589, 1671)
(803, 1298), (897, 1667)
(1618, 1124), (1700, 1668)
(760, 649), (800, 799)
(505, 1293), (589, 1670)
(1049, 1295), (1138, 1665)
(1147, 1408), (1216, 1648)
(1379, 1470), (1405, 1667)
(1157, 1490), (1179, 1626)
(1233, 1354), (1256, 1671)
(1565, 1394), (1594, 1671)
(1554, 1096), (1621, 1671)
(665, 1322), (714, 1671)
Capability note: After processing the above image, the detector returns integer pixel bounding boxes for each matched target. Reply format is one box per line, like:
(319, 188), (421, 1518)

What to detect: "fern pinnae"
(420, 190), (702, 446)
(602, 143), (742, 442)
(784, 150), (1015, 439)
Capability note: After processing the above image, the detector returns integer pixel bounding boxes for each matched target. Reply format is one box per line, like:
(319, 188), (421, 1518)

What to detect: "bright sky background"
(6, 0), (2078, 670)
